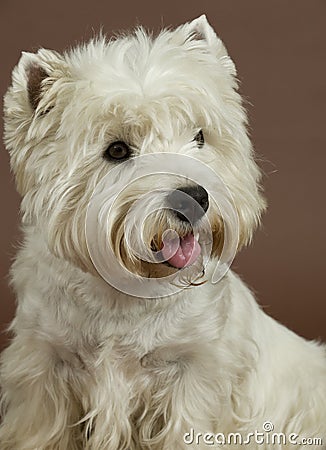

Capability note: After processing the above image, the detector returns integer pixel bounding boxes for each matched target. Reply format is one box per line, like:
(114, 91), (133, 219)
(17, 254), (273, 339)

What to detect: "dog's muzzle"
(159, 184), (209, 269)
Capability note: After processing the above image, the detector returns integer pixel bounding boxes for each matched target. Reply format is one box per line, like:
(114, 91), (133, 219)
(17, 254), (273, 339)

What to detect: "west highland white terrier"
(0, 15), (325, 450)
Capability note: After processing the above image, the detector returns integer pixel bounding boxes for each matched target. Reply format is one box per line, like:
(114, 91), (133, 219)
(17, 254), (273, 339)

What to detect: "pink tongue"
(161, 233), (201, 268)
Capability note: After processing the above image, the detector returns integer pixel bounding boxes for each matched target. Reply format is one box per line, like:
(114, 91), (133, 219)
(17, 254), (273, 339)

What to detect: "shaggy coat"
(1, 15), (325, 450)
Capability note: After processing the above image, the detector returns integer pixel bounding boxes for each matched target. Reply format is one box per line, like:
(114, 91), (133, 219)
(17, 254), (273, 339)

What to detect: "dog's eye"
(103, 141), (131, 161)
(194, 130), (205, 148)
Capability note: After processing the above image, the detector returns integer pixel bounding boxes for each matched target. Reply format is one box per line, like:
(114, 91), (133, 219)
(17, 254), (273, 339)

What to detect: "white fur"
(1, 15), (325, 450)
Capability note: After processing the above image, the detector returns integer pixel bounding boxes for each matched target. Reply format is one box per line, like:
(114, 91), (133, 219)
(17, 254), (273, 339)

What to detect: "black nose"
(168, 184), (209, 223)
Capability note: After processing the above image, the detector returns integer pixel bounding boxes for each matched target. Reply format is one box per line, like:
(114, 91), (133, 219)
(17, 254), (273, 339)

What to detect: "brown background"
(0, 0), (325, 352)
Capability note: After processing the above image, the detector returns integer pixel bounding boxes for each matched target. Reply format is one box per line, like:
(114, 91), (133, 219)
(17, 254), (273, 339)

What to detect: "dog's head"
(4, 16), (266, 293)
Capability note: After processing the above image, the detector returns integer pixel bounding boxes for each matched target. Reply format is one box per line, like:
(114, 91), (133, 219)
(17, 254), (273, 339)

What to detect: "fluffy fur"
(1, 15), (325, 450)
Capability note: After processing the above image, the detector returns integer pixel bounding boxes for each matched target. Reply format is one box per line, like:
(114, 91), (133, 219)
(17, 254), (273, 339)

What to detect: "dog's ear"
(6, 49), (69, 116)
(4, 49), (70, 195)
(186, 15), (236, 75)
(26, 58), (50, 111)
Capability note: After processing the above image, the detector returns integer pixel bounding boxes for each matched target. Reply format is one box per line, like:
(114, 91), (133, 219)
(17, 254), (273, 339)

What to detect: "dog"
(0, 15), (325, 450)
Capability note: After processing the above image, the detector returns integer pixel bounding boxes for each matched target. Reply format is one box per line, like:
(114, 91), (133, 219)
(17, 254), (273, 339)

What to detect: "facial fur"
(4, 17), (265, 280)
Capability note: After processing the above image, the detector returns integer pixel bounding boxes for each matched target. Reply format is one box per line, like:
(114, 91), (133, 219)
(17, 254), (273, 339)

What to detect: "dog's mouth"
(151, 231), (201, 269)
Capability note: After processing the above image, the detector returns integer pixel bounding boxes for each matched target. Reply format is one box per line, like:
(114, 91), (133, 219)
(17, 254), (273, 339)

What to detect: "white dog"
(0, 15), (325, 450)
